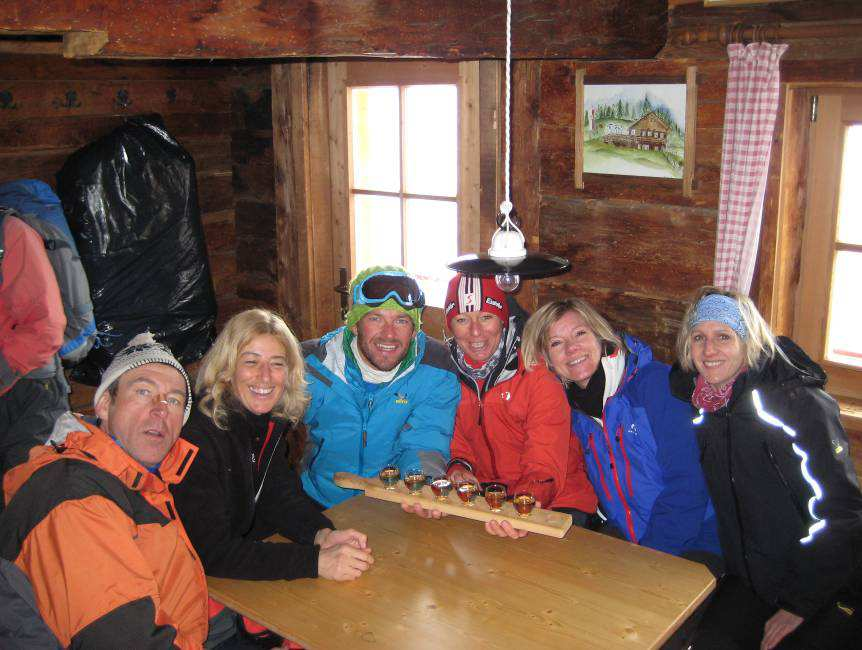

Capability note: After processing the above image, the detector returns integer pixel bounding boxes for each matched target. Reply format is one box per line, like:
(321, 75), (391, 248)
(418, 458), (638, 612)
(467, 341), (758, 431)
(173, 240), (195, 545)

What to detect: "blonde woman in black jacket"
(670, 287), (862, 649)
(172, 309), (373, 647)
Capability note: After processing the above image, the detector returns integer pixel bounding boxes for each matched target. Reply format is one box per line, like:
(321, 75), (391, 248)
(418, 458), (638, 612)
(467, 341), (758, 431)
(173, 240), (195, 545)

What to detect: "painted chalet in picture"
(602, 111), (670, 151)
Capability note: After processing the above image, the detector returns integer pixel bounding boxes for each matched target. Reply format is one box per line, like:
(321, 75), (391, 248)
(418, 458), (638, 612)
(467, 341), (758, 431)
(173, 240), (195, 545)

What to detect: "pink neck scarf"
(692, 370), (744, 413)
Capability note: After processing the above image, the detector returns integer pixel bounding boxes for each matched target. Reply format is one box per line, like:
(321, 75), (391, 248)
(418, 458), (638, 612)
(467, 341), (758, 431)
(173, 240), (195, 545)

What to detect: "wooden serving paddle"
(333, 472), (572, 538)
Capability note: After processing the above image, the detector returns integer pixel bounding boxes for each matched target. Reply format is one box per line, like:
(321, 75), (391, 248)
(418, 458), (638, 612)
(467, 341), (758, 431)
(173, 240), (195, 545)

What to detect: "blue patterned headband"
(689, 294), (747, 339)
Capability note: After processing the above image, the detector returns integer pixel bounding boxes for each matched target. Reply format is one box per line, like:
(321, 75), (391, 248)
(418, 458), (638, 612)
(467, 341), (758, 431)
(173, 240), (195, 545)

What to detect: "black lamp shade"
(447, 253), (571, 279)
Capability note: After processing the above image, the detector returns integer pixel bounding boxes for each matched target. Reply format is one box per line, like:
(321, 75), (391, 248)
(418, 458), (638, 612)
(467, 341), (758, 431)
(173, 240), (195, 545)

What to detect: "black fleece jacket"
(669, 337), (862, 617)
(172, 405), (333, 580)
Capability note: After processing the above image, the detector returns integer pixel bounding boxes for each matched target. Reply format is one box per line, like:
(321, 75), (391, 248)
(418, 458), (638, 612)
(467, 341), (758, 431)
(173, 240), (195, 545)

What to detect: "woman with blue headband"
(670, 286), (862, 649)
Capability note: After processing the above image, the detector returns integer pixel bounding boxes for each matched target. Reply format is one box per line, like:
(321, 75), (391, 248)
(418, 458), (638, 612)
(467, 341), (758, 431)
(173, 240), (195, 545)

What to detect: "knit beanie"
(93, 332), (193, 423)
(444, 274), (509, 330)
(345, 265), (423, 332)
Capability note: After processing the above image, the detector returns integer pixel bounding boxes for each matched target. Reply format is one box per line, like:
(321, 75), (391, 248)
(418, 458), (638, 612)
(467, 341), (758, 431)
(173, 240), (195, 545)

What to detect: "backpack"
(0, 183), (96, 364)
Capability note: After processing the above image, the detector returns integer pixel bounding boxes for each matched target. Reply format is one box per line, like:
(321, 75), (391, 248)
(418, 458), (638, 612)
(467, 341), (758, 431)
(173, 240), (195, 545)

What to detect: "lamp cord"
(501, 0), (512, 221)
(499, 0), (520, 238)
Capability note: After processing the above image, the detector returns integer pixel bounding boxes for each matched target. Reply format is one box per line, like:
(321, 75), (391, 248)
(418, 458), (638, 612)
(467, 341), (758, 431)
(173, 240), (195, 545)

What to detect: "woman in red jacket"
(406, 275), (596, 538)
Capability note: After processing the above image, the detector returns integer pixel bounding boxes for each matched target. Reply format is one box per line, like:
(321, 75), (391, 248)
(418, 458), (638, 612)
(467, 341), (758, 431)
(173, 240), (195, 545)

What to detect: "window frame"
(336, 60), (482, 330)
(793, 89), (862, 401)
(345, 67), (461, 303)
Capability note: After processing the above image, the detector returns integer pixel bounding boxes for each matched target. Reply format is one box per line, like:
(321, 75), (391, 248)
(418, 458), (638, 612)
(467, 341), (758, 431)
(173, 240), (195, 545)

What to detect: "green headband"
(345, 265), (422, 332)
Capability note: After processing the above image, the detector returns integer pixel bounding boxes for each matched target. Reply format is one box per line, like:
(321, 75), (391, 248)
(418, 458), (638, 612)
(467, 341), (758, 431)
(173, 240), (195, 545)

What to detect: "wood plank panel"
(536, 280), (690, 364)
(0, 79), (228, 119)
(540, 196), (715, 301)
(0, 0), (667, 60)
(0, 113), (231, 151)
(0, 54), (244, 80)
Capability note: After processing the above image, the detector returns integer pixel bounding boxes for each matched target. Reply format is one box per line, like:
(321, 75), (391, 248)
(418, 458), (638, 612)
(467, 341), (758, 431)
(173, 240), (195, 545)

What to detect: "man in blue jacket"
(302, 266), (461, 508)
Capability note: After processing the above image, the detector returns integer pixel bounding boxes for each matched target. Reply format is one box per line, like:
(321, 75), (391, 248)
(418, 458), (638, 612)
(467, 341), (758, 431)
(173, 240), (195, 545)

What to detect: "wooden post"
(683, 66), (698, 198)
(574, 68), (585, 190)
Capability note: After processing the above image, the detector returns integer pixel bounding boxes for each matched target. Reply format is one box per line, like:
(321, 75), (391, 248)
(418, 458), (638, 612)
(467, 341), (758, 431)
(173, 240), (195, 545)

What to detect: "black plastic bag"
(57, 114), (216, 385)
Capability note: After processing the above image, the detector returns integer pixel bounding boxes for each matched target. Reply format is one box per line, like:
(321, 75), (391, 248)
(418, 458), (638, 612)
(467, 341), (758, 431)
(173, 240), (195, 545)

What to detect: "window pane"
(404, 198), (457, 308)
(836, 124), (862, 245)
(351, 87), (400, 192)
(403, 85), (457, 197)
(825, 250), (862, 368)
(353, 194), (402, 272)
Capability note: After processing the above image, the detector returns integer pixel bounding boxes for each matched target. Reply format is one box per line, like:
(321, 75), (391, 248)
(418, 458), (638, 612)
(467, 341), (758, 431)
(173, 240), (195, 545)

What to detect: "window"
(337, 61), (484, 310)
(794, 90), (862, 399)
(349, 82), (458, 307)
(272, 60), (488, 338)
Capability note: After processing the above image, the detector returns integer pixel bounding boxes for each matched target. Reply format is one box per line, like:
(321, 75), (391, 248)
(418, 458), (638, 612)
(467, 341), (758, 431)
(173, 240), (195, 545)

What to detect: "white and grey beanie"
(93, 332), (193, 423)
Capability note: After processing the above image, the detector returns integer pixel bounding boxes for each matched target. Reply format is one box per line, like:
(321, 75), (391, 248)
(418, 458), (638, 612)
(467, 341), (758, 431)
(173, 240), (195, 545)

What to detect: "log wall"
(0, 54), (274, 410)
(513, 0), (862, 364)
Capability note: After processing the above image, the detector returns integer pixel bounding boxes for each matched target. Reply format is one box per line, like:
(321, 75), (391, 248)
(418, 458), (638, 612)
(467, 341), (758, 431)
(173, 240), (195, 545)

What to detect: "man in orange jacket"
(0, 332), (208, 648)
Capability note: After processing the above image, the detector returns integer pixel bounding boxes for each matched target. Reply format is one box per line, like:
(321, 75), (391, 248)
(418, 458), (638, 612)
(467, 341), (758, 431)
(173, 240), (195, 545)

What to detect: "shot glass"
(430, 476), (453, 501)
(403, 468), (427, 495)
(378, 465), (400, 490)
(456, 480), (479, 506)
(484, 483), (506, 513)
(513, 491), (536, 517)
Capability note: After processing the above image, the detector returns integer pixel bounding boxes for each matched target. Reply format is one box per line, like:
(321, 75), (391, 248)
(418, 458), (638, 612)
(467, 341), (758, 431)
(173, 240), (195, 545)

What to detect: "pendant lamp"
(447, 0), (571, 292)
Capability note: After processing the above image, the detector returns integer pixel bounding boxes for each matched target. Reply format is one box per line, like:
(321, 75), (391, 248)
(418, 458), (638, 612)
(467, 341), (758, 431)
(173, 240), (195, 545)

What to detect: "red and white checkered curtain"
(714, 42), (788, 293)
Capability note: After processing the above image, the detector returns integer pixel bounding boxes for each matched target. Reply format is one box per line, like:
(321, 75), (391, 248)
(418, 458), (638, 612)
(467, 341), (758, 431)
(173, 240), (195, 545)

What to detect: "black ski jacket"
(669, 337), (862, 616)
(172, 405), (333, 580)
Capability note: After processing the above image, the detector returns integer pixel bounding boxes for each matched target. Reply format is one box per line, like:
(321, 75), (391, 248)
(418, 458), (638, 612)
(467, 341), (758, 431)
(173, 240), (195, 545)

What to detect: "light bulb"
(495, 271), (520, 293)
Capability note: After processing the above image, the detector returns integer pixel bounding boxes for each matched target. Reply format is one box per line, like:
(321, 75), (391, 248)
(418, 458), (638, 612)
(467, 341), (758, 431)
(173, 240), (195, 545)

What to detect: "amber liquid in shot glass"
(430, 477), (452, 500)
(456, 481), (478, 506)
(403, 471), (426, 495)
(484, 484), (506, 512)
(514, 492), (536, 517)
(378, 465), (400, 490)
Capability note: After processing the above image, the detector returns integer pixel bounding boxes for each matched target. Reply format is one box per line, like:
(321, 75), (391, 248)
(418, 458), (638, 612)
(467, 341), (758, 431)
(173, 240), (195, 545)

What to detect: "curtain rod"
(675, 20), (862, 46)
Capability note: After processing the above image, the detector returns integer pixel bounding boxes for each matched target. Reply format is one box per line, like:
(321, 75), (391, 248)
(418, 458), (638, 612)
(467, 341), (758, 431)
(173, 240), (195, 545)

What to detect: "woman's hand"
(317, 543), (374, 581)
(400, 501), (446, 519)
(315, 528), (368, 550)
(484, 519), (529, 539)
(760, 609), (803, 650)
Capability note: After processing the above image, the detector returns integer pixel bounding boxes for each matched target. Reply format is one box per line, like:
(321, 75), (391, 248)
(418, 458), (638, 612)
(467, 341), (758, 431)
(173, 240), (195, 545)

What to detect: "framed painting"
(574, 67), (698, 196)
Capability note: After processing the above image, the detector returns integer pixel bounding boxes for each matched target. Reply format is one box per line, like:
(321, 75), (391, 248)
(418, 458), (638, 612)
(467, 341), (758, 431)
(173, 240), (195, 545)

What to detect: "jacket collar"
(315, 326), (426, 388)
(46, 414), (198, 493)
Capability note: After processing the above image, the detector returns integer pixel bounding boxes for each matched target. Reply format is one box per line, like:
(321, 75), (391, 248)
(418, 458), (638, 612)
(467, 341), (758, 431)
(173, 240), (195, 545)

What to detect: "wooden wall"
(0, 54), (278, 409)
(230, 65), (279, 321)
(0, 54), (244, 323)
(512, 0), (862, 364)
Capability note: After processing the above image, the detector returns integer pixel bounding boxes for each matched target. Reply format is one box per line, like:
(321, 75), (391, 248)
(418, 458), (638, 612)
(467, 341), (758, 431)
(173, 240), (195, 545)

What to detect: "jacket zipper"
(763, 441), (808, 524)
(725, 415), (754, 584)
(474, 379), (501, 479)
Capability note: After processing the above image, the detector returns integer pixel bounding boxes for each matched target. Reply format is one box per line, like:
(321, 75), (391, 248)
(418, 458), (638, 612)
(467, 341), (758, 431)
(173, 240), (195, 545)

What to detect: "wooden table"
(207, 496), (715, 649)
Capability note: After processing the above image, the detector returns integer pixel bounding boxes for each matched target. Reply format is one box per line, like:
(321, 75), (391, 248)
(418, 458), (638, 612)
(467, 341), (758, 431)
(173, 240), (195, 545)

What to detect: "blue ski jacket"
(571, 335), (721, 557)
(302, 327), (460, 507)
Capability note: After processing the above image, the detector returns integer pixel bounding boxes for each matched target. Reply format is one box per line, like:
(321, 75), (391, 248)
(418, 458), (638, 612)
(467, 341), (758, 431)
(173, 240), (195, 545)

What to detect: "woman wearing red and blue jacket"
(522, 297), (721, 566)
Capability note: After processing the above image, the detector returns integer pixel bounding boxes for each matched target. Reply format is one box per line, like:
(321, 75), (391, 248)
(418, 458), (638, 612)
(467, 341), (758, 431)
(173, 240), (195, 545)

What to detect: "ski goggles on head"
(352, 272), (426, 309)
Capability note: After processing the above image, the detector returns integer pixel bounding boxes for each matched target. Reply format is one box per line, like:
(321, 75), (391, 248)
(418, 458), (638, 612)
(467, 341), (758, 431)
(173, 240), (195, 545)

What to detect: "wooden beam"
(0, 1), (666, 60)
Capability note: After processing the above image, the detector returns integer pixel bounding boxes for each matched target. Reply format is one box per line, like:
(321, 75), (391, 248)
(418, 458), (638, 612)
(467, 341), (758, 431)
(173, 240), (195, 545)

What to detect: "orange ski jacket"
(0, 417), (208, 648)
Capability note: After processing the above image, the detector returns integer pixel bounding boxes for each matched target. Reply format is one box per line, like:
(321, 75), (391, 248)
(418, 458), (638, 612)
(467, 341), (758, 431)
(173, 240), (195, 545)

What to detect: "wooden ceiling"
(0, 0), (667, 60)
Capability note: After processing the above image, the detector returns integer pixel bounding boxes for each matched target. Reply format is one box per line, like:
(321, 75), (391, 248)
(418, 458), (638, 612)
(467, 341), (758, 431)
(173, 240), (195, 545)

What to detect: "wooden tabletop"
(207, 496), (715, 649)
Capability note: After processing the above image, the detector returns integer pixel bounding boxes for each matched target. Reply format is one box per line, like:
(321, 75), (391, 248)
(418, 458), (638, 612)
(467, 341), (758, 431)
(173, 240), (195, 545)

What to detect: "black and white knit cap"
(93, 332), (193, 424)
